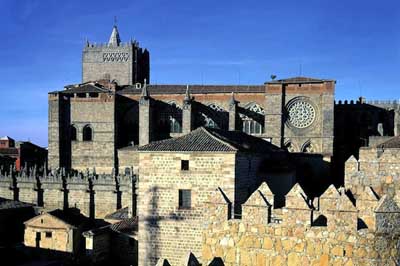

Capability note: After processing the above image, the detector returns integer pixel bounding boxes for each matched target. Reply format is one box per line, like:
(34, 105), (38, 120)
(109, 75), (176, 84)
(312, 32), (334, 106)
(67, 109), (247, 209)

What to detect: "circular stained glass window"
(287, 101), (316, 129)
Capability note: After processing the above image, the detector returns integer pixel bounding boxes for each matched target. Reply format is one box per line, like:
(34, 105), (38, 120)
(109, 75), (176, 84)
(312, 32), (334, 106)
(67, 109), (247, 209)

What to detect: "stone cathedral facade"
(48, 26), (337, 173)
(4, 25), (400, 265)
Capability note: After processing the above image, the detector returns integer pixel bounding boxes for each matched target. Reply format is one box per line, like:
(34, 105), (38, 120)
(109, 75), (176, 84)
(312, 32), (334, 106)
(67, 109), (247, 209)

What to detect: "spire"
(141, 79), (149, 99)
(184, 85), (192, 104)
(229, 92), (238, 106)
(108, 25), (121, 46)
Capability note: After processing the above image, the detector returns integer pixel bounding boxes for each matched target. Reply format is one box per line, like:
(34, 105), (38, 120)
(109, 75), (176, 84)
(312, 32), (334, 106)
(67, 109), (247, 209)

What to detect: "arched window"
(82, 125), (93, 141)
(242, 119), (262, 134)
(170, 117), (181, 133)
(240, 103), (265, 135)
(70, 125), (77, 141)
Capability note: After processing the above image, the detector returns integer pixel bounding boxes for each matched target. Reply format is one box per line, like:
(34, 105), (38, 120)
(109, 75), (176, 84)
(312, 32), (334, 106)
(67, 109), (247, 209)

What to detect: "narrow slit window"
(179, 189), (191, 209)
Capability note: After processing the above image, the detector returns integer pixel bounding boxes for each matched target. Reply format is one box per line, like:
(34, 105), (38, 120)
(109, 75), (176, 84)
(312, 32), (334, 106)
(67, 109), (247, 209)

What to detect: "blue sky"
(0, 0), (399, 146)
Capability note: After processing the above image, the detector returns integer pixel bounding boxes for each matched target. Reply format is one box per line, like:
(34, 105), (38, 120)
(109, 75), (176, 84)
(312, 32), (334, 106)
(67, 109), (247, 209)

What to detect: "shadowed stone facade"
(47, 26), (341, 173)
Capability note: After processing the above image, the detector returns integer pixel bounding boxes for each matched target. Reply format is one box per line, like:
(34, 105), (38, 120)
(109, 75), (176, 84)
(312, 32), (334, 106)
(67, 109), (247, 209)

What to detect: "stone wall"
(82, 43), (149, 85)
(265, 80), (335, 155)
(0, 169), (134, 219)
(137, 151), (264, 266)
(202, 183), (400, 266)
(345, 147), (400, 198)
(70, 94), (116, 173)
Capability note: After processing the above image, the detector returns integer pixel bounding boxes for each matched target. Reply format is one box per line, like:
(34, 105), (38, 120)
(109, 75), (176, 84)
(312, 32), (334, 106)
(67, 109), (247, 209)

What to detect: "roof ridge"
(201, 127), (238, 151)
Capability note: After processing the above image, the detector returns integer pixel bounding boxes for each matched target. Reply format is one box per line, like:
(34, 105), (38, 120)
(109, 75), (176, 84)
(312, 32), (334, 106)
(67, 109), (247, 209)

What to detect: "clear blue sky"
(0, 0), (399, 147)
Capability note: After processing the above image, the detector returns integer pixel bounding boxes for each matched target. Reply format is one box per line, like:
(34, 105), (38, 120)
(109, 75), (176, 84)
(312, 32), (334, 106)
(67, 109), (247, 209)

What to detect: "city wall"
(202, 182), (400, 266)
(0, 167), (134, 219)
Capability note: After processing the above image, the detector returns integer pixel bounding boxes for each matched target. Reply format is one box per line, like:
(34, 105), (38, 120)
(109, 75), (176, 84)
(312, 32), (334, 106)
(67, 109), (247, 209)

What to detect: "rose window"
(287, 101), (316, 129)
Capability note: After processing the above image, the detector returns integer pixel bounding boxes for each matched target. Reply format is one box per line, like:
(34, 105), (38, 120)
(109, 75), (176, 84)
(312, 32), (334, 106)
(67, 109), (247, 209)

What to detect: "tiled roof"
(266, 76), (334, 84)
(118, 84), (265, 95)
(48, 208), (90, 227)
(377, 136), (400, 149)
(110, 217), (138, 233)
(105, 207), (129, 220)
(0, 197), (33, 210)
(138, 127), (281, 153)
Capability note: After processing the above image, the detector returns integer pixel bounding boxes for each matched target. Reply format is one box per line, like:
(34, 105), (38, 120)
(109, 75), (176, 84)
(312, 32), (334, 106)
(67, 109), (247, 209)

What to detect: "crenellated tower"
(82, 25), (150, 85)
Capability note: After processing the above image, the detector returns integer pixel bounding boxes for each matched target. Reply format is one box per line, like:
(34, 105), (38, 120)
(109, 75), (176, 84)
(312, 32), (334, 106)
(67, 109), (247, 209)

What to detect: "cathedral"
(4, 25), (400, 265)
(47, 25), (342, 174)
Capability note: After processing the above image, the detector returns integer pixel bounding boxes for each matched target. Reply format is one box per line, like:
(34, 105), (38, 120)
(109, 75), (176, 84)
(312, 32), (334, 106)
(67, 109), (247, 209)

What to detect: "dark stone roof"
(105, 207), (129, 220)
(110, 217), (138, 233)
(138, 127), (282, 153)
(48, 208), (90, 227)
(118, 84), (265, 95)
(266, 76), (335, 84)
(50, 83), (111, 94)
(0, 197), (33, 210)
(377, 136), (400, 149)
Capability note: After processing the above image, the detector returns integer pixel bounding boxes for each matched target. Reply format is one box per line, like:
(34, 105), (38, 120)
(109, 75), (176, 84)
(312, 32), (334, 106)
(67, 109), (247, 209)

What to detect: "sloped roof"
(50, 83), (112, 94)
(110, 217), (138, 233)
(138, 127), (281, 153)
(105, 207), (129, 220)
(0, 197), (33, 210)
(47, 208), (90, 227)
(377, 136), (400, 149)
(266, 76), (335, 84)
(118, 84), (265, 95)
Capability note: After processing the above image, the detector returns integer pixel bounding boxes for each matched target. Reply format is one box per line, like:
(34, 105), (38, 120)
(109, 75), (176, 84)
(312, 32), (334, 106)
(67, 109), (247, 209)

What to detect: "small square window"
(179, 189), (191, 209)
(45, 231), (52, 238)
(181, 160), (189, 171)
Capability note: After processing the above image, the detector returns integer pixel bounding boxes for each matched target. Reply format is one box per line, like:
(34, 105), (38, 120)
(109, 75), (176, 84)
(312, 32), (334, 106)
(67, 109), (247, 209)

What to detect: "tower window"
(83, 125), (93, 141)
(70, 125), (77, 141)
(179, 189), (191, 209)
(181, 160), (189, 171)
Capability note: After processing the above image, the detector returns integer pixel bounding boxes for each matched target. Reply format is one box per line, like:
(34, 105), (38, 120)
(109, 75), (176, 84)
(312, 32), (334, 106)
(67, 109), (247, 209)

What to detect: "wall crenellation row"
(207, 182), (400, 235)
(0, 167), (136, 218)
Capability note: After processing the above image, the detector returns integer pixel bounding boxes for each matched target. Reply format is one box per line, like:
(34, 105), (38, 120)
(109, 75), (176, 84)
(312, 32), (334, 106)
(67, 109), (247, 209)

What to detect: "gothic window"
(301, 141), (315, 153)
(200, 113), (219, 129)
(70, 125), (77, 141)
(196, 103), (226, 129)
(208, 103), (225, 112)
(242, 120), (262, 134)
(240, 103), (265, 135)
(284, 140), (297, 152)
(170, 117), (181, 133)
(83, 125), (93, 141)
(161, 101), (182, 134)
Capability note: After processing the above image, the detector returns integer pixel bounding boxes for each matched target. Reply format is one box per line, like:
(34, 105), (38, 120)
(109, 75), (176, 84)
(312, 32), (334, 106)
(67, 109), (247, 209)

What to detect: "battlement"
(335, 99), (400, 106)
(0, 167), (136, 218)
(83, 40), (141, 50)
(203, 183), (400, 265)
(207, 183), (400, 234)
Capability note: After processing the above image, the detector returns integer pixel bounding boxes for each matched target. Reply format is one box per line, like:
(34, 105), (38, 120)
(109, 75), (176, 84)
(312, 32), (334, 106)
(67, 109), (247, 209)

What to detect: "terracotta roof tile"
(138, 127), (281, 153)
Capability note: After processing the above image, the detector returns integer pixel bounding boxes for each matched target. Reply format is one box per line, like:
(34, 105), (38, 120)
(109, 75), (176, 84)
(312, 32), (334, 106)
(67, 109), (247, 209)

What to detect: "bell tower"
(82, 25), (150, 85)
